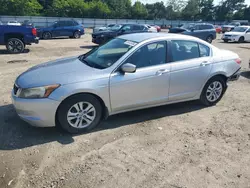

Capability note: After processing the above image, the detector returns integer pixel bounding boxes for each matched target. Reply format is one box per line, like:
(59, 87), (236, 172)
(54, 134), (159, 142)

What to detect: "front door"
(245, 29), (250, 41)
(52, 21), (66, 37)
(110, 41), (171, 113)
(169, 40), (212, 101)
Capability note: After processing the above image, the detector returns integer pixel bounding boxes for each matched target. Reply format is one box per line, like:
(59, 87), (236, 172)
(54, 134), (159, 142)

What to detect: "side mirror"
(121, 63), (136, 73)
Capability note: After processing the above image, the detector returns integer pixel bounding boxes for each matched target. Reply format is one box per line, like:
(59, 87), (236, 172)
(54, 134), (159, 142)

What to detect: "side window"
(133, 25), (141, 31)
(171, 40), (200, 62)
(125, 41), (167, 68)
(199, 43), (210, 57)
(58, 21), (65, 27)
(194, 25), (200, 30)
(122, 25), (132, 31)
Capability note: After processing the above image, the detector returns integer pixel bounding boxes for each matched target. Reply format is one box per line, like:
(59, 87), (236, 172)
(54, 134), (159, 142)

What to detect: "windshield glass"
(110, 24), (122, 31)
(232, 27), (248, 32)
(181, 23), (195, 30)
(79, 38), (137, 69)
(228, 22), (239, 26)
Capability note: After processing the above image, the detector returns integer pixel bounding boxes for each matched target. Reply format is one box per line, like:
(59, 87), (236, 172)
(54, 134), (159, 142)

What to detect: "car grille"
(225, 35), (231, 37)
(13, 84), (19, 95)
(92, 34), (96, 39)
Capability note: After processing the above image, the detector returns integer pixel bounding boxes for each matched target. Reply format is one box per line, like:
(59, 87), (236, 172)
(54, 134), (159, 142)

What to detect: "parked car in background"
(22, 20), (34, 27)
(151, 25), (161, 32)
(145, 24), (157, 32)
(0, 21), (3, 25)
(93, 24), (116, 33)
(215, 25), (222, 33)
(221, 21), (249, 33)
(92, 24), (149, 44)
(222, 26), (250, 43)
(12, 33), (241, 133)
(0, 25), (39, 53)
(37, 20), (84, 39)
(169, 23), (216, 43)
(7, 21), (21, 26)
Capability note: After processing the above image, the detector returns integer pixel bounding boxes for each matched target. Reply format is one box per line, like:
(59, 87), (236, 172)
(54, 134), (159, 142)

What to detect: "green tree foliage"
(145, 1), (166, 19)
(102, 0), (132, 18)
(132, 1), (148, 19)
(181, 0), (200, 20)
(0, 0), (42, 16)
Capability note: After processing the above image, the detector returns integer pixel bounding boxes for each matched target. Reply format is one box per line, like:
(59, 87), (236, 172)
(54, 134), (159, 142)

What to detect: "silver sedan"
(12, 33), (241, 133)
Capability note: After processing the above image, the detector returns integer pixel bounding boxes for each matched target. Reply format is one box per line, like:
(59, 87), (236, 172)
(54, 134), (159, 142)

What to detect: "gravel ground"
(0, 31), (250, 188)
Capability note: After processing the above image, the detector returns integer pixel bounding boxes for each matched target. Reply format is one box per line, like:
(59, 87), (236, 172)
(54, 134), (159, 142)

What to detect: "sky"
(132, 0), (250, 5)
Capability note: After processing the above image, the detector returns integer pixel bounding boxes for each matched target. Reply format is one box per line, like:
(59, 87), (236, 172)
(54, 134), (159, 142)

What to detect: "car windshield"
(232, 27), (248, 32)
(79, 38), (137, 69)
(181, 23), (195, 30)
(228, 22), (239, 26)
(110, 24), (122, 31)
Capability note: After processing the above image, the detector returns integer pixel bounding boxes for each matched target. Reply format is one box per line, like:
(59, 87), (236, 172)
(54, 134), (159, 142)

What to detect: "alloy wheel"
(67, 102), (96, 128)
(206, 81), (223, 102)
(8, 39), (23, 53)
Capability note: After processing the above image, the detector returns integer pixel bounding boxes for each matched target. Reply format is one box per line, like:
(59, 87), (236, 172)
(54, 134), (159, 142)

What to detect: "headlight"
(17, 84), (60, 99)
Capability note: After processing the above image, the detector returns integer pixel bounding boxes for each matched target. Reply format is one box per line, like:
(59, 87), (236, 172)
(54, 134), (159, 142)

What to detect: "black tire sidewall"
(57, 94), (102, 134)
(200, 76), (227, 106)
(206, 35), (213, 43)
(74, 31), (81, 39)
(238, 37), (244, 43)
(43, 32), (51, 39)
(6, 38), (25, 54)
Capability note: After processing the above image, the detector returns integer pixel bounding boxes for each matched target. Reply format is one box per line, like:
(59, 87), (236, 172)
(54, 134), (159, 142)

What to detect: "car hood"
(16, 56), (101, 88)
(224, 31), (244, 35)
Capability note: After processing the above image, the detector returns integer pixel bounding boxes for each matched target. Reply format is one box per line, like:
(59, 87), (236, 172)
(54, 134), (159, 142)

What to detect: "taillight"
(32, 28), (37, 36)
(235, 58), (241, 65)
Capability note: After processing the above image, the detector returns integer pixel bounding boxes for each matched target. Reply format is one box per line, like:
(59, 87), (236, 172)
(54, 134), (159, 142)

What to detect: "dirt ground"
(0, 31), (250, 188)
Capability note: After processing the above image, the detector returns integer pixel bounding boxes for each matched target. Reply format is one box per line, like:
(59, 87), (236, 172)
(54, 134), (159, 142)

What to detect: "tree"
(145, 2), (166, 19)
(181, 0), (200, 20)
(0, 0), (42, 16)
(200, 0), (214, 21)
(102, 0), (132, 18)
(132, 1), (148, 19)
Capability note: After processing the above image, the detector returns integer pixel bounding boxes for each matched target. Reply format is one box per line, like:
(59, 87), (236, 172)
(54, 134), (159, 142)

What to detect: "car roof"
(118, 33), (200, 43)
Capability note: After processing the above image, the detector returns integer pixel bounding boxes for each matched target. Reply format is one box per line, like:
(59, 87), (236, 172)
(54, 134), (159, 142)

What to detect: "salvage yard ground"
(0, 31), (250, 188)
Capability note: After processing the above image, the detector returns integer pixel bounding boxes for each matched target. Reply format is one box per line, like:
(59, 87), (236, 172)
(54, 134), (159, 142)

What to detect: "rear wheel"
(42, 32), (52, 40)
(206, 35), (213, 43)
(238, 36), (245, 43)
(73, 31), (81, 39)
(57, 94), (102, 134)
(200, 76), (227, 106)
(6, 38), (25, 54)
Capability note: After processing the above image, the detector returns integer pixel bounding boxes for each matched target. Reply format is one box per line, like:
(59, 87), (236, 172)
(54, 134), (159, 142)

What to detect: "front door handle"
(156, 69), (170, 75)
(200, 61), (210, 66)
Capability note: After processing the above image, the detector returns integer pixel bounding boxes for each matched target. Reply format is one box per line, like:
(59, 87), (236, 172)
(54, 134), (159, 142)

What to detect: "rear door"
(52, 21), (66, 37)
(63, 21), (75, 36)
(169, 40), (212, 101)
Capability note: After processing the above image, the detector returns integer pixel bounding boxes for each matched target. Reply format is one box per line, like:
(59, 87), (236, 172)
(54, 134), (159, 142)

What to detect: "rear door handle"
(156, 69), (170, 75)
(200, 61), (211, 66)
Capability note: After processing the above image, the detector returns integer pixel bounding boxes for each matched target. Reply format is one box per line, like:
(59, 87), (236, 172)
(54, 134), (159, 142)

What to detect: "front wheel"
(238, 36), (244, 43)
(6, 38), (25, 54)
(223, 39), (229, 43)
(57, 94), (102, 134)
(42, 32), (52, 40)
(200, 76), (227, 106)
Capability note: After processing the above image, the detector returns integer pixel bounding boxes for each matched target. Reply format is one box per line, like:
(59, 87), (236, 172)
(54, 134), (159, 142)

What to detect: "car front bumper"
(11, 91), (60, 127)
(221, 36), (239, 42)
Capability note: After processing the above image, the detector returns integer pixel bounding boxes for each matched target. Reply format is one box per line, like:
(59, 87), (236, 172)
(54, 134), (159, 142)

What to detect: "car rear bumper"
(24, 36), (39, 44)
(228, 68), (241, 81)
(11, 91), (60, 127)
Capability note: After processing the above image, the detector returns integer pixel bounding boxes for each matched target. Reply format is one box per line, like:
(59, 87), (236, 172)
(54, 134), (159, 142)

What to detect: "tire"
(200, 76), (227, 106)
(42, 32), (52, 40)
(6, 38), (25, 54)
(206, 35), (213, 43)
(238, 36), (244, 43)
(223, 39), (229, 43)
(57, 94), (102, 134)
(73, 31), (81, 39)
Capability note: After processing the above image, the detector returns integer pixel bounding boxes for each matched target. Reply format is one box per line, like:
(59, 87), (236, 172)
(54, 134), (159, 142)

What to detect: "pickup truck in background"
(0, 25), (39, 53)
